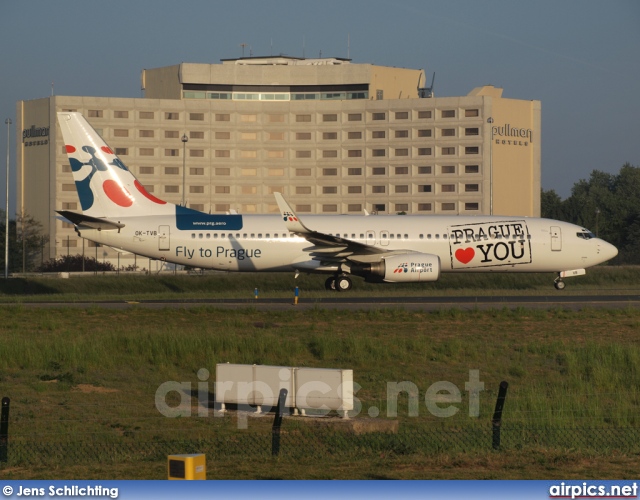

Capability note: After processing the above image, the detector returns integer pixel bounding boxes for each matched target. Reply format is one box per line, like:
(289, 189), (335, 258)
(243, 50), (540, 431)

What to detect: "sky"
(1, 0), (639, 212)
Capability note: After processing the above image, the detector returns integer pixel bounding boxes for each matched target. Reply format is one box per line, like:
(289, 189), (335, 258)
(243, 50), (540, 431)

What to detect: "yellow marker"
(167, 454), (206, 480)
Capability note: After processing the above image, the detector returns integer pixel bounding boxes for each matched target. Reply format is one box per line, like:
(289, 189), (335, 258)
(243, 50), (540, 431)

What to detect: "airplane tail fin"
(57, 112), (175, 218)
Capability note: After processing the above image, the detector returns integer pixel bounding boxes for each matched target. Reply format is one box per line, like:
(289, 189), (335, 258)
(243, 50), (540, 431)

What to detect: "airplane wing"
(274, 193), (401, 264)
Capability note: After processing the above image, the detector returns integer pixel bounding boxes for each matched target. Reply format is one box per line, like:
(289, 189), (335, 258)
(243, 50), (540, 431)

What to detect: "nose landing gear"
(554, 275), (566, 290)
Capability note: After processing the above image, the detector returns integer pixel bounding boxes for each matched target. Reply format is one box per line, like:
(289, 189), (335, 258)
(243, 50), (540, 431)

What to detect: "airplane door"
(366, 230), (376, 246)
(158, 225), (170, 251)
(380, 230), (389, 246)
(550, 226), (562, 251)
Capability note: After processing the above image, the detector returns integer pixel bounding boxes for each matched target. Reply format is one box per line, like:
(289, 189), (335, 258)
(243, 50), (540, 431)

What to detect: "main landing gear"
(554, 275), (566, 290)
(325, 274), (353, 292)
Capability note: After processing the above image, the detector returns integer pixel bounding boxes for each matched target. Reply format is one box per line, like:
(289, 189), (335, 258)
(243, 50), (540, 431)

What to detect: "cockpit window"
(576, 231), (595, 240)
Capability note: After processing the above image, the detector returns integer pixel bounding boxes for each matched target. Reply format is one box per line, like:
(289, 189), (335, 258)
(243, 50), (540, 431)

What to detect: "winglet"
(274, 192), (312, 234)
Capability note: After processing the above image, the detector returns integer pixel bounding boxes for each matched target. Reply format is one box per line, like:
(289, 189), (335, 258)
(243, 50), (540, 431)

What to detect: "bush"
(35, 254), (116, 273)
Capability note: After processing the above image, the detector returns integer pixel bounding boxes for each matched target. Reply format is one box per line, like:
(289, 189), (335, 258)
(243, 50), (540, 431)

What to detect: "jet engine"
(354, 253), (441, 283)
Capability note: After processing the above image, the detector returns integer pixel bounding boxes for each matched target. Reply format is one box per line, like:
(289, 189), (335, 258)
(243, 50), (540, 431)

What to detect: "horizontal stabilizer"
(57, 210), (125, 230)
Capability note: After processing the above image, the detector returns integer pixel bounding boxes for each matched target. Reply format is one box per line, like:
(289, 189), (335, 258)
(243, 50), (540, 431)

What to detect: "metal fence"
(2, 425), (640, 468)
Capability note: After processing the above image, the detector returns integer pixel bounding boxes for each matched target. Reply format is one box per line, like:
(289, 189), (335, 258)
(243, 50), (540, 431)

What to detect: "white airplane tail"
(57, 112), (175, 218)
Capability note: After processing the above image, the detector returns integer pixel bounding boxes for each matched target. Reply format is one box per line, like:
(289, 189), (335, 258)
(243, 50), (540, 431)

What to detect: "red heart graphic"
(455, 248), (475, 264)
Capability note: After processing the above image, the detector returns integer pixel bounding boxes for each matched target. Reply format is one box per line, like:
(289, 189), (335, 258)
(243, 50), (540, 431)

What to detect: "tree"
(0, 211), (49, 274)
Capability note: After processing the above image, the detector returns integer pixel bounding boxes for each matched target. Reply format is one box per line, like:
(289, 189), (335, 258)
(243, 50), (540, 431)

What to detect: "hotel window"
(62, 239), (78, 248)
(322, 150), (338, 158)
(372, 149), (386, 157)
(323, 132), (338, 140)
(441, 203), (456, 211)
(215, 204), (230, 212)
(165, 112), (179, 120)
(215, 168), (230, 176)
(139, 130), (154, 138)
(241, 169), (257, 176)
(165, 167), (179, 175)
(189, 113), (204, 121)
(418, 148), (432, 156)
(441, 110), (456, 118)
(62, 184), (76, 192)
(139, 148), (154, 156)
(395, 111), (409, 120)
(418, 166), (432, 174)
(395, 148), (409, 157)
(215, 113), (230, 121)
(62, 202), (77, 210)
(441, 165), (456, 174)
(114, 111), (129, 119)
(372, 186), (386, 194)
(268, 186), (284, 194)
(395, 166), (409, 175)
(164, 149), (179, 157)
(296, 132), (311, 140)
(115, 148), (128, 156)
(465, 165), (480, 174)
(268, 168), (284, 176)
(139, 111), (154, 119)
(441, 129), (455, 137)
(348, 131), (362, 139)
(323, 114), (338, 122)
(323, 186), (338, 194)
(113, 129), (128, 137)
(348, 168), (362, 176)
(372, 112), (386, 121)
(269, 132), (284, 140)
(348, 150), (362, 158)
(441, 147), (456, 155)
(418, 185), (432, 193)
(372, 167), (386, 175)
(190, 149), (205, 157)
(418, 110), (432, 119)
(348, 204), (362, 212)
(348, 113), (362, 121)
(144, 185), (155, 193)
(441, 184), (456, 193)
(296, 114), (312, 122)
(190, 168), (204, 175)
(241, 132), (257, 140)
(373, 204), (386, 212)
(395, 130), (409, 138)
(418, 203), (432, 211)
(296, 186), (312, 195)
(215, 186), (230, 194)
(395, 203), (409, 212)
(240, 114), (257, 122)
(418, 129), (432, 137)
(215, 150), (230, 158)
(465, 184), (479, 192)
(323, 205), (338, 212)
(296, 151), (311, 158)
(165, 185), (179, 193)
(295, 204), (312, 213)
(465, 146), (480, 154)
(465, 128), (479, 136)
(267, 151), (285, 159)
(395, 185), (409, 193)
(323, 168), (338, 176)
(190, 204), (204, 211)
(241, 186), (257, 195)
(465, 202), (479, 211)
(296, 168), (311, 176)
(348, 186), (362, 194)
(190, 186), (205, 194)
(88, 110), (103, 118)
(372, 131), (386, 139)
(465, 109), (479, 117)
(269, 114), (285, 123)
(165, 131), (179, 139)
(190, 131), (204, 139)
(215, 132), (230, 140)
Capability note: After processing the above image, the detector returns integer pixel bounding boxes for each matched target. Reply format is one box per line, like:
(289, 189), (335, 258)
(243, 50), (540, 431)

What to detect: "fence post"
(0, 397), (9, 463)
(271, 388), (288, 456)
(491, 381), (508, 450)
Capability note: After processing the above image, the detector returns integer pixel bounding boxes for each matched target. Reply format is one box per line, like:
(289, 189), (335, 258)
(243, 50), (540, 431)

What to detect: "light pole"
(181, 133), (188, 206)
(4, 118), (11, 279)
(487, 117), (494, 216)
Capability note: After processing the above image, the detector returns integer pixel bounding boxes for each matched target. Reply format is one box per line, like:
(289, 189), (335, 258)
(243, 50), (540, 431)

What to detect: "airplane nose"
(599, 240), (618, 262)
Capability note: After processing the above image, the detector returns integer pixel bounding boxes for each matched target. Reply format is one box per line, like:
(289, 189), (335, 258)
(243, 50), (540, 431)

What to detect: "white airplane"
(56, 112), (617, 291)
